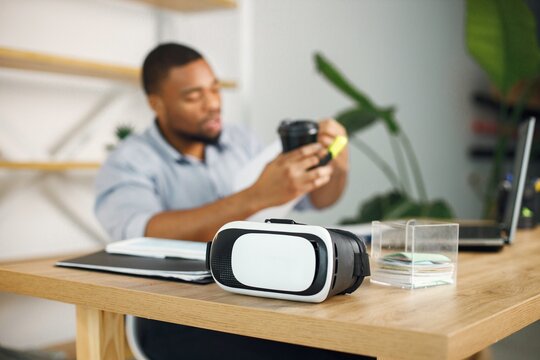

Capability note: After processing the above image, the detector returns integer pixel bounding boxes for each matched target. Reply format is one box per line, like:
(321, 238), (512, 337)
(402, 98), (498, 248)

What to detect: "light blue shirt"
(95, 121), (311, 241)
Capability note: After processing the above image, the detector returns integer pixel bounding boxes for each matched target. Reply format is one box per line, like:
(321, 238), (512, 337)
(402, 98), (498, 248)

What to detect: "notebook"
(105, 237), (207, 261)
(458, 117), (536, 251)
(56, 238), (213, 283)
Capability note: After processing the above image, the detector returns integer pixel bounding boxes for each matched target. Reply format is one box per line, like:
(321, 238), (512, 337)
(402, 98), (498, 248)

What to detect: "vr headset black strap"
(265, 218), (305, 225)
(354, 252), (371, 277)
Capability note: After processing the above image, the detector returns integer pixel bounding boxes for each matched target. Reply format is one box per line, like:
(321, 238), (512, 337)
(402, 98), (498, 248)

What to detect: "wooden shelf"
(128, 0), (236, 12)
(0, 47), (237, 88)
(0, 161), (101, 171)
(0, 47), (140, 83)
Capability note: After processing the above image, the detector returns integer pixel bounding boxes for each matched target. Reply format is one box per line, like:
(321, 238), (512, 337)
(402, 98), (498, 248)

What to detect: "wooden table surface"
(1, 228), (539, 360)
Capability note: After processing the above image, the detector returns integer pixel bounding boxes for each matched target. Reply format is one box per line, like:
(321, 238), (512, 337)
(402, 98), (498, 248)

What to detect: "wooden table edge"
(446, 294), (540, 359)
(0, 266), (451, 359)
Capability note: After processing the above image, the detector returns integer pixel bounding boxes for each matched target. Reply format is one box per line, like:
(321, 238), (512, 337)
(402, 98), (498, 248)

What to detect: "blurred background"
(0, 0), (538, 358)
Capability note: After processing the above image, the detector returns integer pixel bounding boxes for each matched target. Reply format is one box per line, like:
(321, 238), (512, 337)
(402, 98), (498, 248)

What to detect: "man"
(95, 43), (358, 359)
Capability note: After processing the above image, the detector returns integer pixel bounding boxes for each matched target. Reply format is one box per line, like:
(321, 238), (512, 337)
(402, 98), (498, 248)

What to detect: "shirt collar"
(147, 120), (231, 164)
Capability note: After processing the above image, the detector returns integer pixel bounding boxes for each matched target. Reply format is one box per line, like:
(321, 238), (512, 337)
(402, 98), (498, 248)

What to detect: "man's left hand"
(317, 118), (349, 173)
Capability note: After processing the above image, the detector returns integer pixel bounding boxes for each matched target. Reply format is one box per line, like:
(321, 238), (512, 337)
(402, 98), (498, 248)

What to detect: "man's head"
(142, 43), (222, 148)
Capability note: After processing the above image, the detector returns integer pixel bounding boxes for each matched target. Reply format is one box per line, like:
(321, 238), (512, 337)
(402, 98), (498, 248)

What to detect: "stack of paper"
(373, 252), (454, 288)
(106, 237), (207, 261)
(56, 238), (212, 283)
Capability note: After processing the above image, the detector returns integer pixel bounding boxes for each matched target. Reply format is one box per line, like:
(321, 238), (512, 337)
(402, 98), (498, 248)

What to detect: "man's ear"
(148, 94), (164, 117)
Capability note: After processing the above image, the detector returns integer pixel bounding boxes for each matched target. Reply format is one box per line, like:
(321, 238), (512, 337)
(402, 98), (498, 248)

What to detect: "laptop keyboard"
(459, 225), (501, 239)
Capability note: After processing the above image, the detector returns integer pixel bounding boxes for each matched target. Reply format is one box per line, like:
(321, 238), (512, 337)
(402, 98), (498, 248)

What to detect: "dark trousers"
(136, 318), (372, 360)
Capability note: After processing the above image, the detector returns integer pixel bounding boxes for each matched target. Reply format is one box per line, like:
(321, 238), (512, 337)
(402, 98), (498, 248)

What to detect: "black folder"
(56, 251), (213, 284)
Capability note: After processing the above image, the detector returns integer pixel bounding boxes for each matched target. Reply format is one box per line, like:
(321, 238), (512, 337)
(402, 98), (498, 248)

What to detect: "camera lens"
(278, 119), (319, 152)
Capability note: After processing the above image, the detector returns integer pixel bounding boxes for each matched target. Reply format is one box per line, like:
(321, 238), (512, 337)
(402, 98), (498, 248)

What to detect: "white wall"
(0, 0), (484, 350)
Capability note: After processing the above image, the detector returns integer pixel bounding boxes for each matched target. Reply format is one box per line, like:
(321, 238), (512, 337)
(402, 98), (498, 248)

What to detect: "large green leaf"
(340, 191), (407, 224)
(339, 191), (454, 224)
(422, 199), (454, 219)
(466, 0), (540, 94)
(314, 52), (400, 134)
(383, 198), (422, 220)
(336, 107), (378, 135)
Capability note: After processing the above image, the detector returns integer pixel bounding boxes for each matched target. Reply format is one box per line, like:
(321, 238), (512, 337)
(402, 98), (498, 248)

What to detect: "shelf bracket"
(48, 87), (125, 160)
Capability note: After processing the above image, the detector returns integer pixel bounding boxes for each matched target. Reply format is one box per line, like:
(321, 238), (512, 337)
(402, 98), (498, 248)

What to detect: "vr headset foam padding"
(207, 219), (370, 303)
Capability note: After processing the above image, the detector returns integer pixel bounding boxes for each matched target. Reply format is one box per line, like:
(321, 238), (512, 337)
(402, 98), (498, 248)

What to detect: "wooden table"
(1, 228), (539, 360)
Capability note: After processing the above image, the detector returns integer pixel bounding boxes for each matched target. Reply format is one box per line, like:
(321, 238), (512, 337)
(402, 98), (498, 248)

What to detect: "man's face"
(151, 59), (222, 144)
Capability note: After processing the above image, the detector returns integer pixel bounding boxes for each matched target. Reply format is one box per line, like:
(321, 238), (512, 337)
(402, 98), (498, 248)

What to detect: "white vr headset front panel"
(213, 221), (335, 303)
(231, 233), (317, 292)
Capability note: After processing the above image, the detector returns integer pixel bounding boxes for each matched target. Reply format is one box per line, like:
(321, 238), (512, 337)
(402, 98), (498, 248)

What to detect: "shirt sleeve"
(95, 155), (163, 241)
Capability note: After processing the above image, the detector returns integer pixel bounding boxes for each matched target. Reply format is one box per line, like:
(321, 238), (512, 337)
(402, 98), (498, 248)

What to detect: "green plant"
(106, 124), (134, 151)
(115, 124), (135, 141)
(314, 53), (454, 223)
(466, 0), (540, 217)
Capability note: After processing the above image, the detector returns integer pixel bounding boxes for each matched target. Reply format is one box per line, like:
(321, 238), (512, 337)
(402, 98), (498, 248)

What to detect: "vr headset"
(207, 219), (370, 303)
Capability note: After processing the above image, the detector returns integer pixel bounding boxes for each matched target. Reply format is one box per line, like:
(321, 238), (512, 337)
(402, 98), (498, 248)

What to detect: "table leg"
(76, 305), (125, 360)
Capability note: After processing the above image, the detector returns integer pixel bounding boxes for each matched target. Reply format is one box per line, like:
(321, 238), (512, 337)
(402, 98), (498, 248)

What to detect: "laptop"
(458, 117), (536, 251)
(334, 117), (536, 250)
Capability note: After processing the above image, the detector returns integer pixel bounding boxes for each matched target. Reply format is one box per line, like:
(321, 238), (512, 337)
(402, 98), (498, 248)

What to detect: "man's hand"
(250, 142), (334, 209)
(308, 118), (349, 209)
(317, 118), (349, 172)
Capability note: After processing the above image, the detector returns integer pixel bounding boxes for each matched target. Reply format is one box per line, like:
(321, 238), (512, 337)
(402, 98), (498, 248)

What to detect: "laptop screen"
(502, 117), (536, 243)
